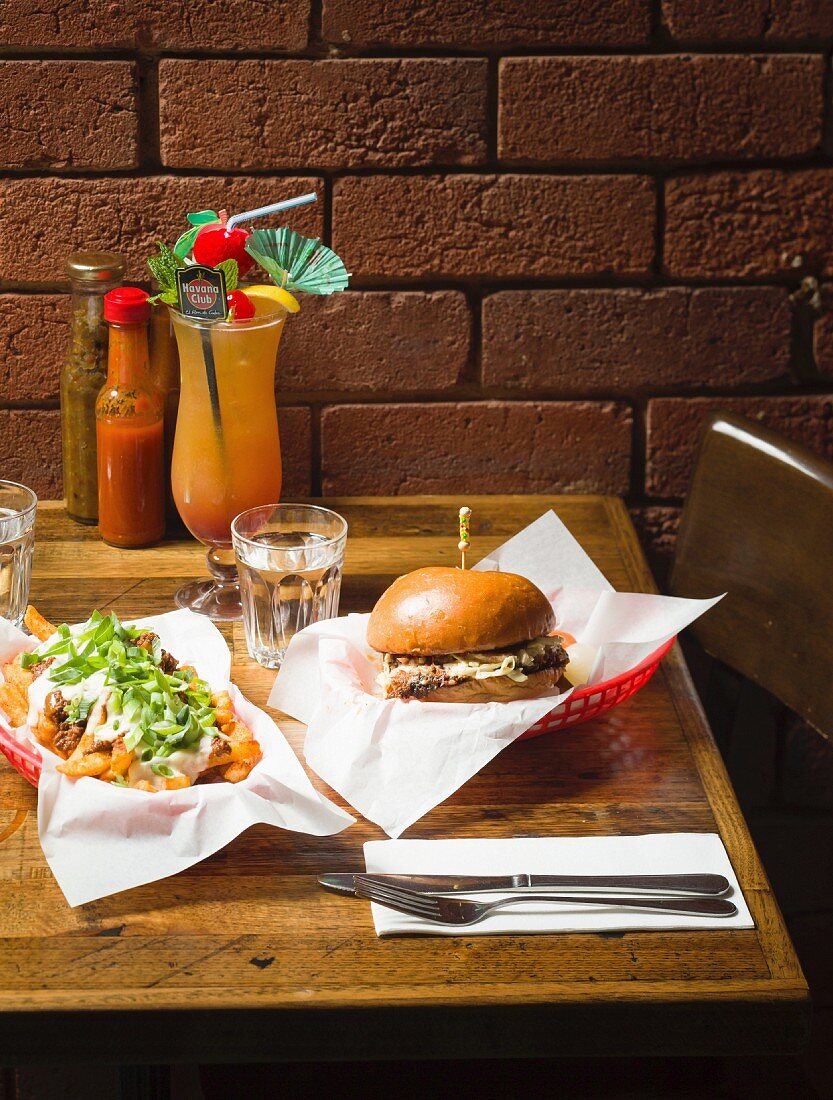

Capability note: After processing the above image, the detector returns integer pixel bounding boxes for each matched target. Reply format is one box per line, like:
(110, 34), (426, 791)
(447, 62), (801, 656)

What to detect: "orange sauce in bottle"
(96, 288), (165, 548)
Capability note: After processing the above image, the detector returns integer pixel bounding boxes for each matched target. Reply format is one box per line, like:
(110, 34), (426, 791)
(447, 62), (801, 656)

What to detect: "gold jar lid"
(65, 251), (126, 283)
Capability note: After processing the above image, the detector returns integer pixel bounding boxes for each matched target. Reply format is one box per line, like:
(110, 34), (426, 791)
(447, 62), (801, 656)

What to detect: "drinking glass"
(169, 302), (287, 620)
(0, 481), (37, 628)
(232, 504), (348, 668)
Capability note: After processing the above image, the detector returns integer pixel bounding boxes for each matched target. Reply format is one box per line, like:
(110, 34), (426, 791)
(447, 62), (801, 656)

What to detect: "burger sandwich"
(367, 567), (570, 703)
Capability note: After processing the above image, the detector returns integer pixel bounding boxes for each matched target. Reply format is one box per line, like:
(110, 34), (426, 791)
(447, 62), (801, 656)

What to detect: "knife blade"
(319, 872), (731, 897)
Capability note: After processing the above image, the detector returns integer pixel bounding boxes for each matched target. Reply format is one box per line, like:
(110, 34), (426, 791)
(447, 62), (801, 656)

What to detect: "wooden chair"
(669, 412), (833, 743)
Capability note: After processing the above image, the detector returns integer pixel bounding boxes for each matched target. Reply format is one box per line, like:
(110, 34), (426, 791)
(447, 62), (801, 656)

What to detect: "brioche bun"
(422, 666), (562, 703)
(367, 567), (556, 656)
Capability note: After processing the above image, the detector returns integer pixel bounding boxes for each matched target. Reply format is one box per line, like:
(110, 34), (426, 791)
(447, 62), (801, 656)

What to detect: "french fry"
(222, 743), (262, 784)
(0, 682), (29, 727)
(212, 690), (234, 729)
(109, 737), (134, 776)
(134, 781), (157, 793)
(57, 730), (112, 778)
(207, 737), (236, 770)
(33, 714), (58, 749)
(164, 775), (191, 790)
(24, 605), (56, 642)
(3, 659), (34, 691)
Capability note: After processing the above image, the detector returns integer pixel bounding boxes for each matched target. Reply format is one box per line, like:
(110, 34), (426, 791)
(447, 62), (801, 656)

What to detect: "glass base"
(176, 547), (243, 619)
(175, 579), (242, 620)
(245, 644), (287, 670)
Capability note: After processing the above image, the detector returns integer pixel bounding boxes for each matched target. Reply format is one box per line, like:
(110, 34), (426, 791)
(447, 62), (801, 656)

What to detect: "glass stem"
(206, 547), (238, 591)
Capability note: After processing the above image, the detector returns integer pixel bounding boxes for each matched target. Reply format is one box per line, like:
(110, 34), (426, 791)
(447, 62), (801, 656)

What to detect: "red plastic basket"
(0, 636), (677, 786)
(518, 635), (677, 741)
(0, 721), (41, 787)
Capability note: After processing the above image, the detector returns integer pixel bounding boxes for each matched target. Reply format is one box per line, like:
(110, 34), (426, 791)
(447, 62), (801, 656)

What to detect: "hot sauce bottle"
(96, 287), (165, 548)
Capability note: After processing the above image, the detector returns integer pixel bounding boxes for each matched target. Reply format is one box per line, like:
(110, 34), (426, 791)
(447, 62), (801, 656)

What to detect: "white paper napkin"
(270, 511), (722, 838)
(0, 609), (354, 906)
(364, 834), (753, 936)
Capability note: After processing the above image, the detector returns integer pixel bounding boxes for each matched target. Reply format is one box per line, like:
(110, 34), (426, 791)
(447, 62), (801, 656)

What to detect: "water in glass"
(237, 529), (344, 668)
(0, 504), (35, 627)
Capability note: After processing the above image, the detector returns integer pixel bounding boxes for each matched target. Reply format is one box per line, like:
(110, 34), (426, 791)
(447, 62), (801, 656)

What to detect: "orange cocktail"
(169, 297), (287, 618)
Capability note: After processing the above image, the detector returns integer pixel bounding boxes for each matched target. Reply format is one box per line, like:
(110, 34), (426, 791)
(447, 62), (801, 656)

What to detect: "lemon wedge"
(245, 284), (301, 314)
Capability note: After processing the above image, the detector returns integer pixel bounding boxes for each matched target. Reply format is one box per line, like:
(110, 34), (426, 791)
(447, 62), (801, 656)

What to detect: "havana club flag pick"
(271, 510), (724, 839)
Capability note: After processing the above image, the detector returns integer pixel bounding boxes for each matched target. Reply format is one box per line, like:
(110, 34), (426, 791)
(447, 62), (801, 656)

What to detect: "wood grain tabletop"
(0, 497), (809, 1063)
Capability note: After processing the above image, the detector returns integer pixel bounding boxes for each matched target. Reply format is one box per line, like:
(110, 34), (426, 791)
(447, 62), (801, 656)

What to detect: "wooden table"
(0, 497), (809, 1064)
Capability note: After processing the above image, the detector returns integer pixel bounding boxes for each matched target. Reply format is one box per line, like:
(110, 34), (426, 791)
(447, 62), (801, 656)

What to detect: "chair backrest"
(670, 413), (833, 741)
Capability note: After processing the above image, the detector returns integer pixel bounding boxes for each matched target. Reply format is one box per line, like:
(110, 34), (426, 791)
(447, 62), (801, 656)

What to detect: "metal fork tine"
(357, 880), (440, 912)
(356, 888), (439, 920)
(355, 879), (442, 916)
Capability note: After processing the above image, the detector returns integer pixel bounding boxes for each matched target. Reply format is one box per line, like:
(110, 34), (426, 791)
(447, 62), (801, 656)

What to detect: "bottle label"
(176, 265), (228, 321)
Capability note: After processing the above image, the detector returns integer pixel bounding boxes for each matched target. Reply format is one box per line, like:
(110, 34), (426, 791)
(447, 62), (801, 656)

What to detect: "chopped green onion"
(151, 762), (174, 778)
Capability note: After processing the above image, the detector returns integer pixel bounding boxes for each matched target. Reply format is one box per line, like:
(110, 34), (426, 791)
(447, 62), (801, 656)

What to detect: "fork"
(354, 878), (738, 925)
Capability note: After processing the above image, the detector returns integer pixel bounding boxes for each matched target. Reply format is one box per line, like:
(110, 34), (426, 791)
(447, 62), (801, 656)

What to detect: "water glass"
(0, 481), (37, 628)
(232, 504), (348, 669)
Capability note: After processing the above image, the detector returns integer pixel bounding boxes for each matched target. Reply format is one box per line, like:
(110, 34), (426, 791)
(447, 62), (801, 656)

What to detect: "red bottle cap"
(104, 286), (150, 324)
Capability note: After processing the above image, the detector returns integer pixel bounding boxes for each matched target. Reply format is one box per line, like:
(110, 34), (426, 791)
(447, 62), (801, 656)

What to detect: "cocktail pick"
(244, 228), (350, 295)
(458, 506), (471, 569)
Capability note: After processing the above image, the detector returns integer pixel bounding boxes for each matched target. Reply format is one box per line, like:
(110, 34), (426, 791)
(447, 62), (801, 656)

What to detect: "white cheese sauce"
(127, 733), (215, 790)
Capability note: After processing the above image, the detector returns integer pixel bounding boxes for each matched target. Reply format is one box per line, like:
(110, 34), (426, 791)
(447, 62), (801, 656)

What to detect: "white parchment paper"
(0, 608), (354, 906)
(270, 511), (723, 838)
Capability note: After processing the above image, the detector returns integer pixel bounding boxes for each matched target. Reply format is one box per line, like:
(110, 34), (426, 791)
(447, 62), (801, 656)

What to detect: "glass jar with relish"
(61, 252), (125, 524)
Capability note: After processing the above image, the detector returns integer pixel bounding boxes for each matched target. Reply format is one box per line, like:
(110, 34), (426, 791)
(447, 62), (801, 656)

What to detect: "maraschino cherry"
(226, 290), (255, 320)
(193, 210), (255, 277)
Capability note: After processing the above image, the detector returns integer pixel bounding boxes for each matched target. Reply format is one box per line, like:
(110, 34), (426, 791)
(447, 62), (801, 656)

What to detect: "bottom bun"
(422, 667), (563, 704)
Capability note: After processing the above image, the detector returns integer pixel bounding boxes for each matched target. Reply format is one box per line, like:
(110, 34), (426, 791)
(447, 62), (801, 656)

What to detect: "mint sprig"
(216, 259), (238, 292)
(146, 242), (238, 305)
(147, 241), (185, 305)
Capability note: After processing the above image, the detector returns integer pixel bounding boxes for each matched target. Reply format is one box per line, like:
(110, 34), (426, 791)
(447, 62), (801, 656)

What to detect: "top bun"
(367, 567), (556, 656)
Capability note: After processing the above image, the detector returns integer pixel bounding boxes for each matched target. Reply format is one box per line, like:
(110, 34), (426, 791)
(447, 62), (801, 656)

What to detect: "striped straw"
(225, 193), (318, 234)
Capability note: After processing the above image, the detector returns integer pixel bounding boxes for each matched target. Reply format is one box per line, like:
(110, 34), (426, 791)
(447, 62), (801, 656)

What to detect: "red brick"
(665, 170), (833, 278)
(280, 292), (470, 393)
(0, 0), (310, 49)
(277, 407), (312, 497)
(323, 0), (650, 47)
(813, 286), (833, 378)
(645, 396), (833, 496)
(0, 295), (68, 401)
(482, 288), (791, 394)
(499, 56), (822, 164)
(321, 401), (632, 495)
(0, 62), (138, 170)
(663, 0), (833, 42)
(0, 176), (323, 284)
(0, 410), (61, 499)
(160, 59), (487, 170)
(332, 175), (655, 280)
(630, 506), (682, 580)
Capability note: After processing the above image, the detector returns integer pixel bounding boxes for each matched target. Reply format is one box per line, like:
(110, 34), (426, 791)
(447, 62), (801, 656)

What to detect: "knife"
(319, 872), (731, 897)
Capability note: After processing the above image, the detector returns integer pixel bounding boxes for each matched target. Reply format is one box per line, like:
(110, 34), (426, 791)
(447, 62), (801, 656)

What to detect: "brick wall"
(1, 0), (833, 575)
